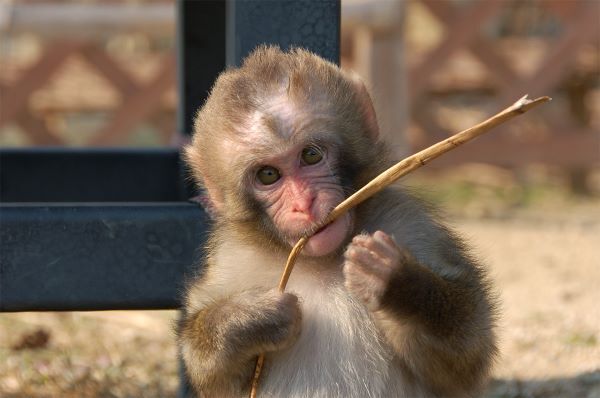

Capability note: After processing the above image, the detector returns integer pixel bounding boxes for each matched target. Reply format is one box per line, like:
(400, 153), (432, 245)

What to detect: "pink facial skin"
(252, 143), (351, 258)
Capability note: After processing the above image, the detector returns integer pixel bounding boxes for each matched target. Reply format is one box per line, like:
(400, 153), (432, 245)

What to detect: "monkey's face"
(250, 140), (352, 257)
(185, 47), (386, 257)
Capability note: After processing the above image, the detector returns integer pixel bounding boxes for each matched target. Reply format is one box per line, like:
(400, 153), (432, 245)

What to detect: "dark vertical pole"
(177, 0), (227, 137)
(176, 0), (227, 198)
(177, 2), (226, 396)
(226, 0), (340, 67)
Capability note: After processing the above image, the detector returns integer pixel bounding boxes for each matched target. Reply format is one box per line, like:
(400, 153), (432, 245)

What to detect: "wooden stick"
(249, 95), (550, 398)
(249, 237), (308, 397)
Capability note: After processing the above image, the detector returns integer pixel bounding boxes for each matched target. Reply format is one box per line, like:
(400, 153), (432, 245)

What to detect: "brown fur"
(178, 46), (497, 397)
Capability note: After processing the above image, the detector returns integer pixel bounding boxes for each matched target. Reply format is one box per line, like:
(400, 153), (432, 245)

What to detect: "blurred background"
(1, 0), (598, 397)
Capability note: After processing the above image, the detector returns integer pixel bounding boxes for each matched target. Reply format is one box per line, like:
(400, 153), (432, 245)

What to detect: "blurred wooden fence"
(344, 0), (598, 169)
(411, 0), (598, 168)
(0, 3), (176, 146)
(0, 41), (175, 146)
(1, 0), (598, 168)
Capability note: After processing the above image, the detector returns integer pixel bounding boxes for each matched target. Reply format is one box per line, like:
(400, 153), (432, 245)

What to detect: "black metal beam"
(177, 0), (226, 136)
(226, 0), (340, 66)
(0, 148), (195, 202)
(0, 0), (341, 317)
(0, 203), (210, 312)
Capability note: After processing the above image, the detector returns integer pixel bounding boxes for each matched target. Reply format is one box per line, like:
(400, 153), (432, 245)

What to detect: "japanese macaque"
(178, 46), (497, 398)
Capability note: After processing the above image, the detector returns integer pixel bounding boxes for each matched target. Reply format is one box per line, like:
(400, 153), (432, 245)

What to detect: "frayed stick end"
(512, 95), (552, 113)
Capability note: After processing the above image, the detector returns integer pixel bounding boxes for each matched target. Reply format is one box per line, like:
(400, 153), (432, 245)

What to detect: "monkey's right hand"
(201, 288), (302, 360)
(180, 289), (301, 393)
(240, 289), (302, 353)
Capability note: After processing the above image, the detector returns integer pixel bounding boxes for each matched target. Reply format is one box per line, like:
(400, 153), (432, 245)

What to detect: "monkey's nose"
(291, 195), (314, 215)
(287, 178), (315, 215)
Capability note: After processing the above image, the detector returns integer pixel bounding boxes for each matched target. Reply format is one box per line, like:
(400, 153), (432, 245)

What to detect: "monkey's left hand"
(343, 230), (407, 311)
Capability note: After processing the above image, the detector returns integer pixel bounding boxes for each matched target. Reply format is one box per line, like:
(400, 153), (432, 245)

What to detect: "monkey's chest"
(260, 283), (397, 398)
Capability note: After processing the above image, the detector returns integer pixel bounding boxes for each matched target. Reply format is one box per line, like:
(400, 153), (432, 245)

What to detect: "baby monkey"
(179, 46), (497, 397)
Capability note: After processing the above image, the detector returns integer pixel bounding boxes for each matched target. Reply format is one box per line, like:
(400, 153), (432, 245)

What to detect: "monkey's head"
(185, 46), (388, 258)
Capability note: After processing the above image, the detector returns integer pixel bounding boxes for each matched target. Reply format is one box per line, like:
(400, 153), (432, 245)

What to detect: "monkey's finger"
(343, 260), (377, 290)
(352, 232), (399, 262)
(345, 245), (393, 279)
(343, 259), (366, 280)
(343, 260), (385, 311)
(278, 292), (299, 308)
(373, 230), (398, 249)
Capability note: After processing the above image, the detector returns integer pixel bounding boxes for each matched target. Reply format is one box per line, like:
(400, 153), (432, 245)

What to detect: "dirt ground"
(1, 201), (599, 397)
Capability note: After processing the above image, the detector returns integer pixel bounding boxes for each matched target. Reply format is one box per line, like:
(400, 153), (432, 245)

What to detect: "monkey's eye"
(301, 146), (323, 165)
(256, 166), (281, 185)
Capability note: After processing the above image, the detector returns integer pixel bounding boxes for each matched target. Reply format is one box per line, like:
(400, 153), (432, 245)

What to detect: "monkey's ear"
(183, 144), (225, 213)
(350, 73), (379, 139)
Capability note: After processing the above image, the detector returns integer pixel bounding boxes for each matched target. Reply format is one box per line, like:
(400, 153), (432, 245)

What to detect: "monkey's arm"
(344, 229), (496, 397)
(178, 287), (301, 395)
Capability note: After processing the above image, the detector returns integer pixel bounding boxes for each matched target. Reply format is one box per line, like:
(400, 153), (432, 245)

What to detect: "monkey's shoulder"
(357, 187), (444, 235)
(358, 187), (481, 276)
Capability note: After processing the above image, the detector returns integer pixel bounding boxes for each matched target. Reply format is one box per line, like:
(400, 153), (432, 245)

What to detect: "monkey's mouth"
(301, 216), (349, 257)
(310, 220), (332, 237)
(289, 224), (327, 245)
(314, 224), (327, 234)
